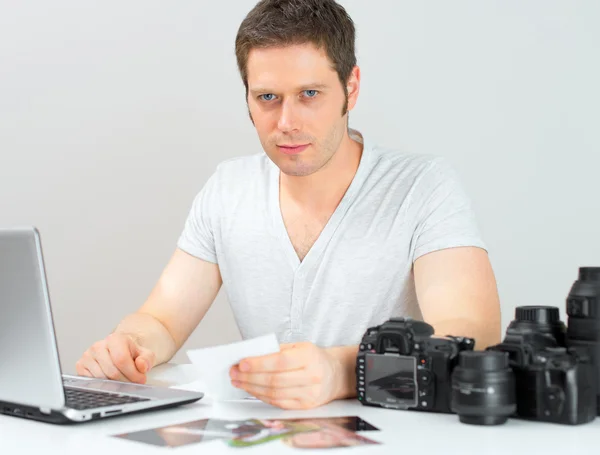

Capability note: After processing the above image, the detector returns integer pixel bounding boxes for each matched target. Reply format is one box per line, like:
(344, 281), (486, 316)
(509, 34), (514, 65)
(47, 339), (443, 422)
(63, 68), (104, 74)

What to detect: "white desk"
(1, 364), (598, 454)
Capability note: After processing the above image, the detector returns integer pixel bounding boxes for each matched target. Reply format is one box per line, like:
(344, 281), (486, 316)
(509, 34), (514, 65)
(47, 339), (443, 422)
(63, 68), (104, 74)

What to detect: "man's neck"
(280, 130), (364, 212)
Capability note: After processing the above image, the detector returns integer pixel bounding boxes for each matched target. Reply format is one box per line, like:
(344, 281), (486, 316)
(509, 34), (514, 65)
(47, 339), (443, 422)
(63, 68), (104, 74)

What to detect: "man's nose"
(277, 99), (300, 133)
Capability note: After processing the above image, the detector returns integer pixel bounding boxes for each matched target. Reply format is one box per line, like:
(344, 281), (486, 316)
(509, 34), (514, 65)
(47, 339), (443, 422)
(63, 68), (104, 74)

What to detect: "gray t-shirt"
(177, 131), (486, 347)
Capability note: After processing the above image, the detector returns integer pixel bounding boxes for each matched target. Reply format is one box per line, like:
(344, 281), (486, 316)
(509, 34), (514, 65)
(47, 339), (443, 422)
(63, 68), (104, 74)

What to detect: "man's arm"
(318, 246), (502, 403)
(115, 248), (223, 364)
(76, 248), (222, 382)
(413, 246), (502, 350)
(327, 247), (502, 401)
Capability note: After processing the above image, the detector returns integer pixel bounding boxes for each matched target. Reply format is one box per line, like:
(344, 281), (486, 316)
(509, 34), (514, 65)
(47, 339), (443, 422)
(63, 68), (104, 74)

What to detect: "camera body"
(356, 318), (474, 413)
(511, 347), (596, 425)
(487, 306), (597, 425)
(565, 267), (600, 414)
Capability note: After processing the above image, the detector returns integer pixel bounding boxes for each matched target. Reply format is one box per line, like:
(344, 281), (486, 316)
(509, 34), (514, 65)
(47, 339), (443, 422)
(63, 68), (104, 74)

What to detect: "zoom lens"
(451, 351), (516, 425)
(566, 267), (600, 414)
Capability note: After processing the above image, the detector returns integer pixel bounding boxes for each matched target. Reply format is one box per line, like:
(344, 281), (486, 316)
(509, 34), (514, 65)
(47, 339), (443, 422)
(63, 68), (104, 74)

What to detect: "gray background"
(1, 0), (598, 374)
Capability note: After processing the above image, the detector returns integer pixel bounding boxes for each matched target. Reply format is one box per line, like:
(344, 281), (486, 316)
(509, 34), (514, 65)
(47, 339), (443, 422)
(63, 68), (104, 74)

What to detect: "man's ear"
(346, 65), (361, 113)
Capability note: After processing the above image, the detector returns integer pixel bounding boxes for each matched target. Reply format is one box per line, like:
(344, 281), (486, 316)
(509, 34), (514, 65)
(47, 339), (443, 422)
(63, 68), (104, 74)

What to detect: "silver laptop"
(0, 226), (203, 424)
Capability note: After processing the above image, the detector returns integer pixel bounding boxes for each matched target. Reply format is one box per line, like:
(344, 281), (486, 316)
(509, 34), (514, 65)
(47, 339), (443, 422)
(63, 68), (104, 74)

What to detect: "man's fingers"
(76, 334), (156, 385)
(126, 336), (155, 375)
(279, 342), (303, 351)
(76, 360), (93, 378)
(135, 348), (156, 376)
(135, 356), (151, 377)
(82, 356), (107, 379)
(234, 382), (304, 401)
(231, 367), (318, 388)
(239, 348), (307, 373)
(107, 336), (146, 383)
(81, 367), (94, 378)
(92, 348), (129, 382)
(233, 381), (322, 410)
(251, 394), (305, 410)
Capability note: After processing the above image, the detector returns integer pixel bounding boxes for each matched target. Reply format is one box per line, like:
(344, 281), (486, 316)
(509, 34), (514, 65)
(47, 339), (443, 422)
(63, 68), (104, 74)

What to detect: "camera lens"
(566, 266), (600, 414)
(451, 351), (516, 425)
(511, 306), (566, 346)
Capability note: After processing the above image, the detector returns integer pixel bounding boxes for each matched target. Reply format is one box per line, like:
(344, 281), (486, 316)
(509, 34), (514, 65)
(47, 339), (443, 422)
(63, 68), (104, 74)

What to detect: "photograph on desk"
(113, 415), (380, 449)
(225, 418), (320, 447)
(282, 415), (380, 432)
(281, 421), (381, 450)
(114, 418), (271, 448)
(227, 417), (381, 449)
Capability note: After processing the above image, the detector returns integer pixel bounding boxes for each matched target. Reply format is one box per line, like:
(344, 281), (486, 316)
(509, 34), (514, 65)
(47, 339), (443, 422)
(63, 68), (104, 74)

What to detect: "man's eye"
(303, 90), (318, 98)
(259, 94), (276, 101)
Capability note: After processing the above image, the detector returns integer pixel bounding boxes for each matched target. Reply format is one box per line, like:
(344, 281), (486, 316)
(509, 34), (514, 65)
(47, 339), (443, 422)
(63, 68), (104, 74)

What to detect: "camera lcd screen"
(364, 353), (417, 408)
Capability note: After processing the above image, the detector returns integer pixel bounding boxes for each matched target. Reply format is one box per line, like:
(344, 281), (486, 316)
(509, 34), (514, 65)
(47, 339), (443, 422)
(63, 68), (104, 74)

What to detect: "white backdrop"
(1, 0), (598, 373)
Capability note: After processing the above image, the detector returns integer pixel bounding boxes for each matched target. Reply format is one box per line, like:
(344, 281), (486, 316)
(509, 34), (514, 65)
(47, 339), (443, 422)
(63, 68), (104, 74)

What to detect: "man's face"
(246, 43), (358, 177)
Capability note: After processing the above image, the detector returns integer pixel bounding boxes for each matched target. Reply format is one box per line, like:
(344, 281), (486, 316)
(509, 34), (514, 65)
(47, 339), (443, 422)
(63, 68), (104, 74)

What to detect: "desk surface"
(1, 364), (598, 454)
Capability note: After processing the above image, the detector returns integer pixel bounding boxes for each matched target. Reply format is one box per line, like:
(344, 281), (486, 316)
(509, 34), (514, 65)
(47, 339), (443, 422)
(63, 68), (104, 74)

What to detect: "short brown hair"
(235, 0), (357, 114)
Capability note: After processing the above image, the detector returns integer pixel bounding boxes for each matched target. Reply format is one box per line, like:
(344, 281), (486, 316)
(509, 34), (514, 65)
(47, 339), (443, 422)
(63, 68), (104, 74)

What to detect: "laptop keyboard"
(64, 387), (150, 410)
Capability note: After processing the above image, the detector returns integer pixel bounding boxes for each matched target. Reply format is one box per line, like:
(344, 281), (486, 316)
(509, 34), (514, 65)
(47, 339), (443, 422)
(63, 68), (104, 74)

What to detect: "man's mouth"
(277, 144), (310, 155)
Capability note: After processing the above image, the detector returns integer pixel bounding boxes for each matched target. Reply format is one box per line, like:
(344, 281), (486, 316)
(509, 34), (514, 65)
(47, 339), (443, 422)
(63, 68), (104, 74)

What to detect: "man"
(76, 0), (501, 410)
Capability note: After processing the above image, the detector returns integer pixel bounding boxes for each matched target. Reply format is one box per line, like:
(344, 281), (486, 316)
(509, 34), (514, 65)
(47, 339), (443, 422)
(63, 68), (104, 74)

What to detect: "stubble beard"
(276, 119), (346, 177)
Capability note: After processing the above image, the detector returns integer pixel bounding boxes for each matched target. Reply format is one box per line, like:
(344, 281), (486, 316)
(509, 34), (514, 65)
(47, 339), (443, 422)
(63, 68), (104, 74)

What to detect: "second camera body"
(487, 306), (597, 425)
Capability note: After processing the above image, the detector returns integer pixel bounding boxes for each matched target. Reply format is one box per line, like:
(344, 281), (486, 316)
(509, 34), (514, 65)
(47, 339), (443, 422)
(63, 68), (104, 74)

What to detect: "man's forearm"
(326, 345), (359, 400)
(114, 312), (178, 366)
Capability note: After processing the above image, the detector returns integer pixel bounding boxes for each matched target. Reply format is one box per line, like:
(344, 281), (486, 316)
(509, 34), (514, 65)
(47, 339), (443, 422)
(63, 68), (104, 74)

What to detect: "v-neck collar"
(268, 131), (373, 273)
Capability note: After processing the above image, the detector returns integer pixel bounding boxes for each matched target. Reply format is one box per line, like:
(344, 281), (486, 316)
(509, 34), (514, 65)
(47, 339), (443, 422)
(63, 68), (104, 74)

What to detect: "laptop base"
(0, 397), (201, 425)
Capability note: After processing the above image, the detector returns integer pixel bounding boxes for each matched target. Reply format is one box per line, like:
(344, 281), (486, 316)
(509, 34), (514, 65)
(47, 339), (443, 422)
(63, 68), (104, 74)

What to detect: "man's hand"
(75, 333), (156, 384)
(229, 342), (353, 410)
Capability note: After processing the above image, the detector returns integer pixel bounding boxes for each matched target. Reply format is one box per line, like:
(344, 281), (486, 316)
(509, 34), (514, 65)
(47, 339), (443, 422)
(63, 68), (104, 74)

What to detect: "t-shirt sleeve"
(176, 169), (220, 264)
(409, 157), (487, 263)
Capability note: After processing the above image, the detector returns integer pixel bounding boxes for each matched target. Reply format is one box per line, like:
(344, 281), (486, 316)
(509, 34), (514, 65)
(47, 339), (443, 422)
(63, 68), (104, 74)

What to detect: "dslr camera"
(565, 267), (600, 415)
(356, 317), (475, 413)
(487, 306), (597, 425)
